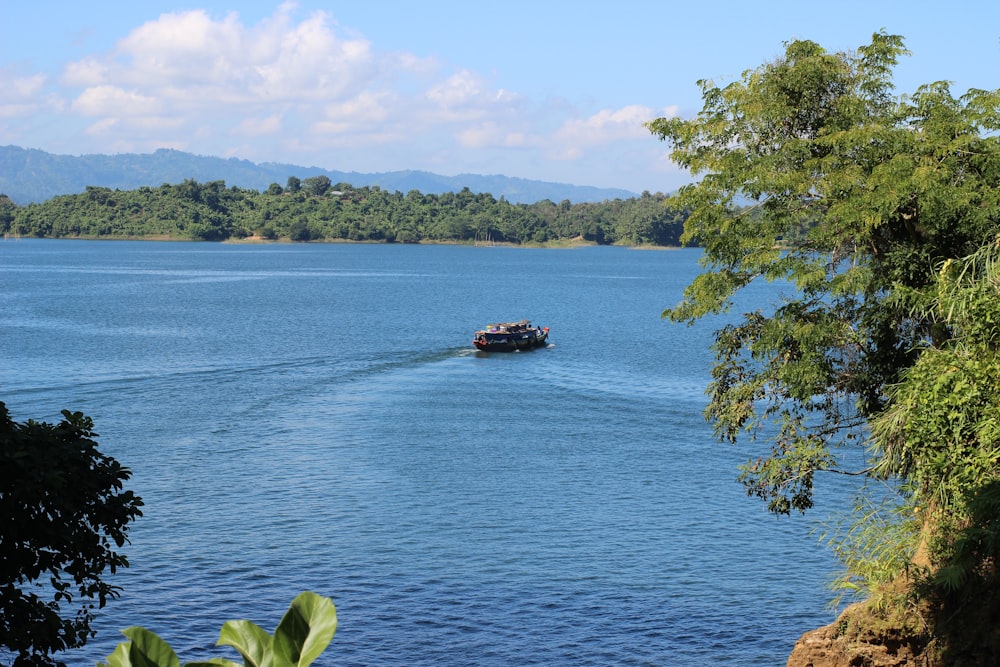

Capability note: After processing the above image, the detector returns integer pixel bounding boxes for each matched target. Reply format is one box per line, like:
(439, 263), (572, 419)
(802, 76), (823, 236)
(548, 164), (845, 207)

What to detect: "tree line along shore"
(0, 176), (691, 247)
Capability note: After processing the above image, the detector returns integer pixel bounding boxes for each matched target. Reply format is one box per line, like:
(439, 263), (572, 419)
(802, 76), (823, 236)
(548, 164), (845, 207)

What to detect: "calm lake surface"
(1, 239), (844, 666)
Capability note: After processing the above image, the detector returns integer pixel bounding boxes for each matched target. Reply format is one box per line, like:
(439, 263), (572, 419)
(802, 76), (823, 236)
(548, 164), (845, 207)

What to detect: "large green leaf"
(98, 641), (132, 667)
(216, 619), (272, 667)
(100, 593), (337, 667)
(107, 627), (181, 667)
(270, 591), (338, 666)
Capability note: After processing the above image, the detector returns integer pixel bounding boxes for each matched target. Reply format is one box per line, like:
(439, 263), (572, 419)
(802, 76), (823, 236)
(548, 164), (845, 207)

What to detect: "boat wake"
(541, 360), (707, 403)
(9, 347), (476, 416)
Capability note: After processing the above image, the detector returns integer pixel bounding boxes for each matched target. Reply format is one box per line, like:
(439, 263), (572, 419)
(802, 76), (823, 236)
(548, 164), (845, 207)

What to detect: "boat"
(472, 320), (550, 352)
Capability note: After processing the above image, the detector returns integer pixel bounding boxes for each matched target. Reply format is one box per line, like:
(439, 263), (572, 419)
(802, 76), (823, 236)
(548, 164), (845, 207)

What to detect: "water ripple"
(1, 242), (843, 666)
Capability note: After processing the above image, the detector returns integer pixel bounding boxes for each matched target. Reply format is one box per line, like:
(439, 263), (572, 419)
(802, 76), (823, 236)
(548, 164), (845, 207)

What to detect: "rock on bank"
(786, 605), (931, 667)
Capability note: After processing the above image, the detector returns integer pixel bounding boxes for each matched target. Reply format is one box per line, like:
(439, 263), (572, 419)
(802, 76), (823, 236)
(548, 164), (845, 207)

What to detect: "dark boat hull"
(472, 328), (549, 352)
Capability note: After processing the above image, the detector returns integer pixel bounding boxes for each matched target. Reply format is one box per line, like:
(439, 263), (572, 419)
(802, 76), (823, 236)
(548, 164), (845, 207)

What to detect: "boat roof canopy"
(478, 319), (532, 330)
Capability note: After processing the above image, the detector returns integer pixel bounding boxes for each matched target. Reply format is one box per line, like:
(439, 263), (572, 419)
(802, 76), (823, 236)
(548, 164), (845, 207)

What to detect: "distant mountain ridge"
(0, 145), (638, 205)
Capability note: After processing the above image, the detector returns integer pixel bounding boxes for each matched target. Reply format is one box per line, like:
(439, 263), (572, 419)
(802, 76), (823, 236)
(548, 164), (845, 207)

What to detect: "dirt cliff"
(786, 604), (932, 667)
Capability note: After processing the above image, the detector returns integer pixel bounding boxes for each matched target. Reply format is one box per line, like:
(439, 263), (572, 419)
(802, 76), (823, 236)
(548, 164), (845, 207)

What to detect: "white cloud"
(457, 122), (536, 149)
(556, 104), (669, 146)
(83, 115), (186, 140)
(319, 92), (391, 129)
(11, 73), (48, 98)
(72, 85), (161, 116)
(0, 72), (60, 118)
(535, 104), (681, 165)
(426, 70), (486, 108)
(246, 10), (378, 102)
(53, 4), (384, 119)
(389, 51), (440, 78)
(3, 3), (684, 191)
(84, 118), (120, 136)
(236, 114), (284, 137)
(62, 58), (109, 87)
(456, 122), (501, 148)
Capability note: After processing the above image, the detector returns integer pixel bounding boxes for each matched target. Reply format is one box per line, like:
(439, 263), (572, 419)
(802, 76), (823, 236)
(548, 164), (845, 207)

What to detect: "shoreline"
(5, 234), (688, 250)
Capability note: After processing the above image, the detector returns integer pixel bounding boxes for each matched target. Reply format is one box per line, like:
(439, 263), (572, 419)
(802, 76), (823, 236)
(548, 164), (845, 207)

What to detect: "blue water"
(1, 240), (842, 666)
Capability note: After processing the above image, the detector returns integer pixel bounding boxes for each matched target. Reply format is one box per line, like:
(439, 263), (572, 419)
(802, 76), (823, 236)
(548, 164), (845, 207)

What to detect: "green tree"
(1, 403), (144, 666)
(648, 31), (1000, 513)
(646, 30), (1000, 643)
(0, 194), (18, 234)
(301, 175), (331, 198)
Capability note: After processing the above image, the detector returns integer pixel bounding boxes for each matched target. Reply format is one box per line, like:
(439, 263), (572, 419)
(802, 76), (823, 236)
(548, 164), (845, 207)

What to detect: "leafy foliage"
(1, 182), (688, 247)
(647, 33), (1000, 650)
(0, 403), (143, 666)
(854, 266), (1000, 635)
(98, 591), (337, 667)
(647, 32), (1000, 518)
(873, 242), (1000, 571)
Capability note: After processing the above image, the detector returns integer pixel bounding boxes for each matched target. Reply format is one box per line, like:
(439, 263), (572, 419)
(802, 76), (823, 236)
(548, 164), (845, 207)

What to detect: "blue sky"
(2, 1), (998, 194)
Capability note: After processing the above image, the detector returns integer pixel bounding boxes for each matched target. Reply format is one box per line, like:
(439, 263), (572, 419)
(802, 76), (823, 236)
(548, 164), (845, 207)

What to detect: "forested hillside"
(0, 146), (638, 205)
(0, 178), (688, 246)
